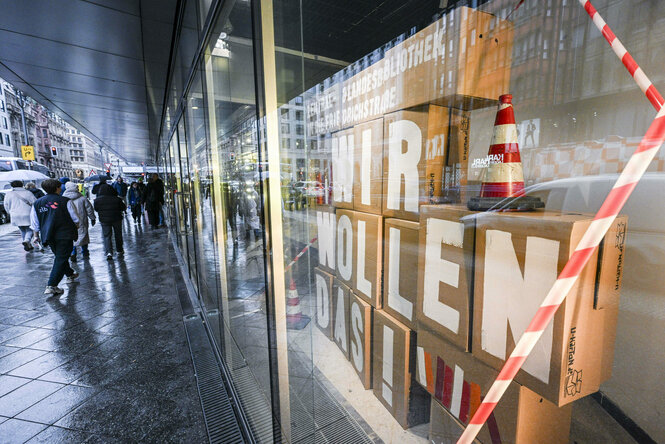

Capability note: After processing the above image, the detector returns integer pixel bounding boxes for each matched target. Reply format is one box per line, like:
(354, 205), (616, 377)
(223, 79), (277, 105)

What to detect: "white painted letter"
(387, 120), (421, 212)
(332, 134), (354, 204)
(351, 302), (363, 372)
(387, 227), (413, 321)
(334, 287), (348, 352)
(356, 220), (372, 299)
(423, 218), (462, 333)
(382, 325), (394, 406)
(315, 274), (330, 328)
(361, 128), (372, 205)
(481, 230), (559, 383)
(337, 214), (353, 281)
(316, 211), (335, 270)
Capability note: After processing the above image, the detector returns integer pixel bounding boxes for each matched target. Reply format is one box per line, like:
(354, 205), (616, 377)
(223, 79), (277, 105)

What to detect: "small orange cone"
(286, 276), (311, 330)
(468, 94), (543, 211)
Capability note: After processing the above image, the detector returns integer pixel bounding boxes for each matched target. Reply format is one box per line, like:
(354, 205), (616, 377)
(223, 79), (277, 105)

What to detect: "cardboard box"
(350, 292), (373, 389)
(384, 7), (513, 114)
(435, 6), (514, 110)
(472, 212), (627, 406)
(383, 218), (420, 330)
(353, 118), (384, 214)
(382, 105), (451, 221)
(429, 397), (480, 444)
(333, 277), (351, 359)
(336, 209), (355, 288)
(353, 211), (383, 308)
(418, 329), (572, 443)
(596, 218), (627, 382)
(332, 127), (354, 208)
(314, 267), (334, 339)
(416, 205), (476, 351)
(372, 309), (430, 429)
(304, 7), (513, 137)
(316, 207), (336, 275)
(444, 111), (471, 204)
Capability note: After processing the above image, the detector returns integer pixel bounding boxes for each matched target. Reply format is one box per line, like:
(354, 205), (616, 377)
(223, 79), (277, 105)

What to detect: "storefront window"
(160, 0), (665, 442)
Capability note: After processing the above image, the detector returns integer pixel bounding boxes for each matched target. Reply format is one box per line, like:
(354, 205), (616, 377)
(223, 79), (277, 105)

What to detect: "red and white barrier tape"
(284, 236), (318, 272)
(580, 0), (664, 111)
(458, 3), (665, 442)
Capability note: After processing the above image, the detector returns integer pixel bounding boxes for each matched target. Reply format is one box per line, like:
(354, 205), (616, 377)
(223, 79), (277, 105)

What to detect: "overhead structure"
(0, 0), (177, 162)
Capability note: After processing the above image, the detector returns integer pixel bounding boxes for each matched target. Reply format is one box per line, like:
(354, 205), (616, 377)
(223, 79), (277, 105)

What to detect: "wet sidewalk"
(0, 216), (207, 443)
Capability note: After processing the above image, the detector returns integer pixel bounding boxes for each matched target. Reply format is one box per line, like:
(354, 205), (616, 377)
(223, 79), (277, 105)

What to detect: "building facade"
(68, 127), (106, 179)
(0, 80), (14, 157)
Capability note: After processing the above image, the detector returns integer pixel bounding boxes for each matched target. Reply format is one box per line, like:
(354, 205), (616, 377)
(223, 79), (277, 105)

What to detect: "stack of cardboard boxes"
(309, 6), (627, 443)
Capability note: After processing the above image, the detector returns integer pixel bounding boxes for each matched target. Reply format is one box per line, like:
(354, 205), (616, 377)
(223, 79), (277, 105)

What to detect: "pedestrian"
(127, 181), (143, 225)
(30, 178), (80, 295)
(3, 180), (37, 251)
(94, 183), (126, 260)
(92, 174), (114, 196)
(25, 182), (45, 199)
(58, 177), (70, 195)
(112, 176), (128, 209)
(144, 174), (164, 229)
(137, 176), (147, 214)
(63, 181), (96, 261)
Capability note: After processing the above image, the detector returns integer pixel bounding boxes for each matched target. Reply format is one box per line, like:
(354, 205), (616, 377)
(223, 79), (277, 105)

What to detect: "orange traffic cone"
(286, 276), (311, 330)
(468, 94), (543, 211)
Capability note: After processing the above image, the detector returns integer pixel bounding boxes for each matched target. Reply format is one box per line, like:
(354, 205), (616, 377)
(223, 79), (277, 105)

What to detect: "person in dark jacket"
(144, 174), (165, 229)
(94, 184), (126, 260)
(25, 182), (45, 198)
(91, 174), (115, 196)
(30, 178), (80, 295)
(112, 177), (129, 209)
(127, 181), (143, 224)
(137, 177), (147, 214)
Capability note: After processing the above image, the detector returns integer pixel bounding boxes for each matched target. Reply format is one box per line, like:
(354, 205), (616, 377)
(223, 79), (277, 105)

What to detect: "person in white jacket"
(62, 181), (96, 260)
(3, 180), (37, 251)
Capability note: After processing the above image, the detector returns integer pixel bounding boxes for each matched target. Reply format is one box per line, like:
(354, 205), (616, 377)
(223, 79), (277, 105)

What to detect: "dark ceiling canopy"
(0, 0), (177, 163)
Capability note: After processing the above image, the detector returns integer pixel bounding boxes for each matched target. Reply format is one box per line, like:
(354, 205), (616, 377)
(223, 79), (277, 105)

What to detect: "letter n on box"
(416, 205), (476, 351)
(472, 212), (625, 406)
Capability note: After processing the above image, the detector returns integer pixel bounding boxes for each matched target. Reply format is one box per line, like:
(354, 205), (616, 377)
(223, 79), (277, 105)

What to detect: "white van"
(0, 157), (51, 189)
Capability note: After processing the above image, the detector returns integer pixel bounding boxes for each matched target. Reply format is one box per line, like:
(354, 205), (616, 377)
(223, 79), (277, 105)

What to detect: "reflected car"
(294, 181), (324, 197)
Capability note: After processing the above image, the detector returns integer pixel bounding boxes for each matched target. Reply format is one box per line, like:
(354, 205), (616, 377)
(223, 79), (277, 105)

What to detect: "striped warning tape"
(459, 106), (665, 444)
(580, 0), (664, 111)
(458, 3), (665, 442)
(284, 236), (318, 272)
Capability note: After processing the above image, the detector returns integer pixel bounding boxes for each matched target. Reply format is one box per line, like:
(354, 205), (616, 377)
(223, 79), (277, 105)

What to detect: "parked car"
(0, 190), (10, 224)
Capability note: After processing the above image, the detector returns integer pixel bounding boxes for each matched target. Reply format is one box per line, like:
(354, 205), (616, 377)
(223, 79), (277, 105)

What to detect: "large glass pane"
(177, 118), (198, 282)
(186, 67), (219, 311)
(157, 0), (665, 442)
(256, 0), (665, 443)
(201, 2), (275, 441)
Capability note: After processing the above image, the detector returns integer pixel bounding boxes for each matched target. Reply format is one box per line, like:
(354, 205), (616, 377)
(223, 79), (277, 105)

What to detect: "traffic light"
(50, 146), (58, 157)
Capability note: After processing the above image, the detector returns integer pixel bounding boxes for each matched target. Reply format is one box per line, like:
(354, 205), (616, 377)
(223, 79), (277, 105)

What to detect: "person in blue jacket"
(58, 177), (70, 195)
(30, 178), (80, 295)
(127, 181), (144, 224)
(112, 177), (129, 216)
